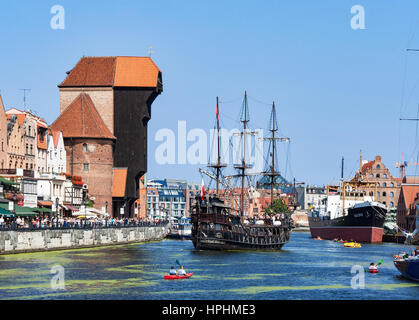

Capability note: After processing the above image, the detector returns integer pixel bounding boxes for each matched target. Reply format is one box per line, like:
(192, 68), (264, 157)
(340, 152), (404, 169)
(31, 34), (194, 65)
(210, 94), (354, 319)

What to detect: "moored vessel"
(191, 92), (293, 250)
(394, 256), (419, 281)
(308, 156), (387, 243)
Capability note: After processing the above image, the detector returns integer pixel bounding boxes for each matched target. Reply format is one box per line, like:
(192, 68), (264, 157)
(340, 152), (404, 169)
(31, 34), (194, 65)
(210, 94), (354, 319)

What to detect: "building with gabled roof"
(46, 129), (66, 174)
(397, 176), (419, 232)
(351, 155), (401, 208)
(53, 56), (162, 217)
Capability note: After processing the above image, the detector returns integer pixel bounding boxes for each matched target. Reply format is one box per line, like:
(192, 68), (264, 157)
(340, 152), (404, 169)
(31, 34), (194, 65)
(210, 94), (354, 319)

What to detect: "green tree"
(265, 199), (289, 216)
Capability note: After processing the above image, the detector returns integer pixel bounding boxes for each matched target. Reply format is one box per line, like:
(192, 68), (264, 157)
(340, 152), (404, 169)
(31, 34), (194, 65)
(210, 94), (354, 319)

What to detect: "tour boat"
(191, 93), (292, 251)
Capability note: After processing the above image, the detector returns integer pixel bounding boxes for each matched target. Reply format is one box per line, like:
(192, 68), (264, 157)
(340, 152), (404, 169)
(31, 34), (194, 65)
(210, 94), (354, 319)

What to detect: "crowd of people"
(0, 215), (168, 230)
(394, 247), (419, 260)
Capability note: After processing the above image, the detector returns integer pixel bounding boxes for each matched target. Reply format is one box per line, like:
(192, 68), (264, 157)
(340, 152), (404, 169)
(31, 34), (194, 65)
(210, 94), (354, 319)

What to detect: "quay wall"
(0, 226), (168, 255)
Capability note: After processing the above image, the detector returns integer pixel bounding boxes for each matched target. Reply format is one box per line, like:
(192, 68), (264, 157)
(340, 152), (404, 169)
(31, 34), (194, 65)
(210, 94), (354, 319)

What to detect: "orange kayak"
(164, 272), (193, 280)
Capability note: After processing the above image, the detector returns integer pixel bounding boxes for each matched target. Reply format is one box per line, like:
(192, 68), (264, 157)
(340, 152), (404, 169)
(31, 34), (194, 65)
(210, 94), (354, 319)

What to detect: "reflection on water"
(0, 232), (418, 300)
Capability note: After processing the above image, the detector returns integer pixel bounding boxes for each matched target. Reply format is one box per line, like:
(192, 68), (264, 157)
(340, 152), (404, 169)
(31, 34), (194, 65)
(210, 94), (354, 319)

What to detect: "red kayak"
(368, 268), (378, 274)
(164, 272), (193, 280)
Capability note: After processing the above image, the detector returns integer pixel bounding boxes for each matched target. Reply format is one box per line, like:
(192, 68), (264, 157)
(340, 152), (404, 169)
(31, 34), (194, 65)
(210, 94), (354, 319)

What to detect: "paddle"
(376, 259), (383, 266)
(175, 259), (181, 266)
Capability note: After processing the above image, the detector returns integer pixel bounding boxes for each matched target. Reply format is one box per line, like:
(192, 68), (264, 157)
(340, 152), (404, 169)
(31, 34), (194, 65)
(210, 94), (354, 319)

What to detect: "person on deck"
(177, 266), (187, 276)
(169, 266), (177, 275)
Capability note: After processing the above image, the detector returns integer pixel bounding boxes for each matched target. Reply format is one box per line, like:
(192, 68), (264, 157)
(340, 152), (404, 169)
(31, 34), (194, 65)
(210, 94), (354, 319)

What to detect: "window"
(377, 192), (380, 198)
(390, 202), (394, 207)
(390, 192), (394, 198)
(383, 192), (386, 197)
(390, 183), (394, 187)
(376, 164), (380, 169)
(83, 144), (87, 152)
(383, 174), (387, 179)
(383, 182), (387, 187)
(83, 163), (89, 171)
(376, 174), (380, 178)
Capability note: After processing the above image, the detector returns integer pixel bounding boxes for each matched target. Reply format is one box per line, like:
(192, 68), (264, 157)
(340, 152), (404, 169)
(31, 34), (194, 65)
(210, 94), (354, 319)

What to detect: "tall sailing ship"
(308, 156), (387, 243)
(191, 92), (293, 250)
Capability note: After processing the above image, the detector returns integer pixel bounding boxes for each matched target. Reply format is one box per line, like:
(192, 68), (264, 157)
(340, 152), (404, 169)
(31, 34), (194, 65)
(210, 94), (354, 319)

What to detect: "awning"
(34, 207), (52, 213)
(72, 211), (97, 218)
(0, 207), (15, 218)
(0, 203), (38, 216)
(86, 207), (109, 216)
(64, 205), (79, 211)
(60, 204), (68, 210)
(0, 177), (20, 186)
(38, 200), (53, 207)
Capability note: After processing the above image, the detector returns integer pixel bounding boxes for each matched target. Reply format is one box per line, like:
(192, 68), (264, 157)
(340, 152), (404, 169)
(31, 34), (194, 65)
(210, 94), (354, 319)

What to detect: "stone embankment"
(0, 225), (169, 254)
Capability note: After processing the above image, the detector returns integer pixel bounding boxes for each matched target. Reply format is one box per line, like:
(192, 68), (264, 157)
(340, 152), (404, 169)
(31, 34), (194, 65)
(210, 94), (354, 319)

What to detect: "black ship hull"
(191, 197), (291, 251)
(192, 233), (288, 250)
(308, 202), (387, 243)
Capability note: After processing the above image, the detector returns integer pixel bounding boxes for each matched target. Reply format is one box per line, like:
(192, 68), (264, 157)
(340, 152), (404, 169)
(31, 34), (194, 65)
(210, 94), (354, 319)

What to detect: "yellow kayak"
(344, 242), (362, 248)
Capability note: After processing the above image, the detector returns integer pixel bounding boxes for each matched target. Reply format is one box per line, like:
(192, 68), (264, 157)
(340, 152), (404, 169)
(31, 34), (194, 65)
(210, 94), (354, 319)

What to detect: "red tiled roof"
(6, 111), (26, 127)
(50, 93), (115, 140)
(58, 56), (160, 88)
(400, 185), (419, 211)
(58, 57), (116, 87)
(37, 123), (48, 150)
(113, 168), (127, 198)
(402, 176), (419, 184)
(361, 161), (374, 173)
(51, 130), (61, 148)
(114, 57), (161, 87)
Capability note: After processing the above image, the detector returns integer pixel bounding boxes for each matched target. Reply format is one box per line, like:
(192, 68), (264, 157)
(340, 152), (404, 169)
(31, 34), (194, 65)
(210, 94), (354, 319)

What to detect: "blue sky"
(1, 1), (419, 187)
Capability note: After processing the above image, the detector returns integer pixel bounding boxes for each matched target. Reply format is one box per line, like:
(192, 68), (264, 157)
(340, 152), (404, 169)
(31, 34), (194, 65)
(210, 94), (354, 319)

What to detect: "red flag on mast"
(201, 178), (205, 200)
(216, 104), (219, 121)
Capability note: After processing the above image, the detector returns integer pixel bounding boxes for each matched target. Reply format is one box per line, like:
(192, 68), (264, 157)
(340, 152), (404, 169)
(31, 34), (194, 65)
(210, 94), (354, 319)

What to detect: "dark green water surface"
(0, 232), (418, 299)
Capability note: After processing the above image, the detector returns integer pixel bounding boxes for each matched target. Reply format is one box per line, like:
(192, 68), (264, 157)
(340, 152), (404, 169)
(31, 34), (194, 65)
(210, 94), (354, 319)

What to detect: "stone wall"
(65, 138), (114, 215)
(0, 225), (168, 255)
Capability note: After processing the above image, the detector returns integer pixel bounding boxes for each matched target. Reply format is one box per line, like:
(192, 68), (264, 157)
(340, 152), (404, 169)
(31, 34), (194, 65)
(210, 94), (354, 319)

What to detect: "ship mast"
(232, 91), (253, 217)
(208, 96), (226, 195)
(262, 102), (290, 205)
(241, 92), (249, 216)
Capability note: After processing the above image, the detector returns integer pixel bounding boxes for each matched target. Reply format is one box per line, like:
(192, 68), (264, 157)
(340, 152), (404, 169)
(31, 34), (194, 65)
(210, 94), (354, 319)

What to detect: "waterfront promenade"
(0, 222), (169, 255)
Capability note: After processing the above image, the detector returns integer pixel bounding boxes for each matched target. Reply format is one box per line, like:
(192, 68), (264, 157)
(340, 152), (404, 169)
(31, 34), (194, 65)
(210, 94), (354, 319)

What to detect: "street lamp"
(12, 194), (16, 213)
(55, 197), (59, 225)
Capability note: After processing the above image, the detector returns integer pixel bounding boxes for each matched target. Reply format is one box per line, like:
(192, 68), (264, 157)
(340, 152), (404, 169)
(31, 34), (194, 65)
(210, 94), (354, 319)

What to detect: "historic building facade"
(46, 130), (66, 174)
(353, 155), (401, 208)
(396, 176), (419, 232)
(53, 56), (162, 217)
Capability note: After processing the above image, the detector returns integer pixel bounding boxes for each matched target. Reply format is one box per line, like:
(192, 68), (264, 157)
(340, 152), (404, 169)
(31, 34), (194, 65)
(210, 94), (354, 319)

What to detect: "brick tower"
(52, 56), (162, 217)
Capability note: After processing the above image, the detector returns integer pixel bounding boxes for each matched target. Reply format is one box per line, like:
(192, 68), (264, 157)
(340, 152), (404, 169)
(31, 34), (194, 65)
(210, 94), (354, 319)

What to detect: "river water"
(0, 232), (418, 300)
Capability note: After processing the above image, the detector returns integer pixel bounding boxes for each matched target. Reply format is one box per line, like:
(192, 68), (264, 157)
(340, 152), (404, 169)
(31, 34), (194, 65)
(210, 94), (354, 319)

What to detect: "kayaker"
(169, 266), (177, 275)
(178, 265), (187, 276)
(369, 263), (378, 272)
